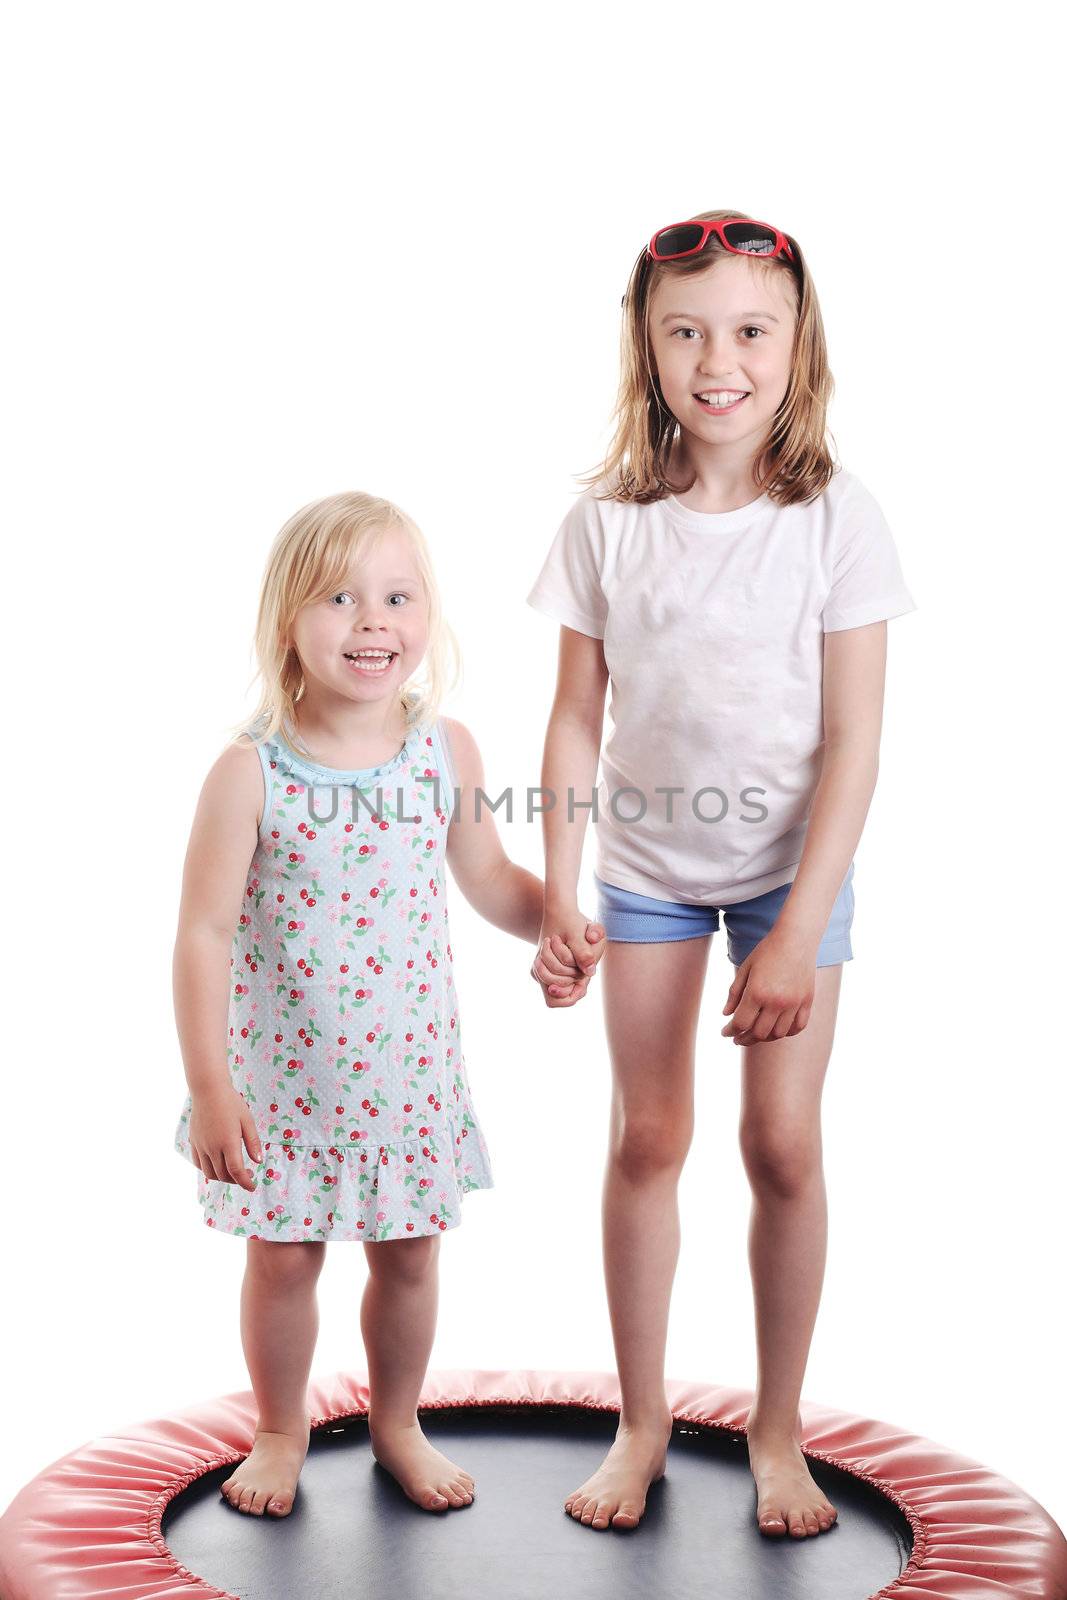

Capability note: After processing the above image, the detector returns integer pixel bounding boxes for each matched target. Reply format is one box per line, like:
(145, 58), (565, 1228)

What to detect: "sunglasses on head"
(647, 216), (795, 263)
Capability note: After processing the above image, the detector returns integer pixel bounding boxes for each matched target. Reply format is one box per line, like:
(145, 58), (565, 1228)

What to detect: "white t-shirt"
(525, 467), (916, 906)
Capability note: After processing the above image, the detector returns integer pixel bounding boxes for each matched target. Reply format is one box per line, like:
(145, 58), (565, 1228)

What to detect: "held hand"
(530, 916), (607, 1008)
(188, 1083), (264, 1191)
(721, 927), (818, 1045)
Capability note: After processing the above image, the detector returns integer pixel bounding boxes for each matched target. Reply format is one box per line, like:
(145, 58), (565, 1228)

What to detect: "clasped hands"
(530, 905), (607, 1009)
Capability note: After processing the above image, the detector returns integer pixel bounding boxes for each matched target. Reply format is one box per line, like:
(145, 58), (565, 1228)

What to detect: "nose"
(352, 601), (391, 629)
(697, 335), (741, 376)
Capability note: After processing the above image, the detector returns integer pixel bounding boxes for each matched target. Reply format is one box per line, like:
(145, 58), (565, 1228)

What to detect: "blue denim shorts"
(593, 862), (855, 967)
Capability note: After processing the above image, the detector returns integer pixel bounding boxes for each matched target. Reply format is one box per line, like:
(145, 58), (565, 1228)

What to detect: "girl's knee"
(364, 1231), (440, 1283)
(246, 1237), (326, 1284)
(739, 1122), (822, 1196)
(611, 1116), (693, 1179)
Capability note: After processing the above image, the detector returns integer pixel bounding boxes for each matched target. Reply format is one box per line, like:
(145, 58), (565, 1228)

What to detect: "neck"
(669, 430), (767, 509)
(287, 689), (409, 762)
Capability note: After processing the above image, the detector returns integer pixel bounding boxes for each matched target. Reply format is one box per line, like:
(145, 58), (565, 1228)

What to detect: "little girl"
(173, 490), (600, 1519)
(526, 211), (916, 1539)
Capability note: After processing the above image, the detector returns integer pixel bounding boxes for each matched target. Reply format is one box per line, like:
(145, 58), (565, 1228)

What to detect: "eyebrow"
(660, 310), (780, 325)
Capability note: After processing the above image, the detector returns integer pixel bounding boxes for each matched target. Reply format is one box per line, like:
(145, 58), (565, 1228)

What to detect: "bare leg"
(739, 961), (843, 1538)
(564, 933), (711, 1531)
(220, 1238), (325, 1516)
(361, 1232), (474, 1512)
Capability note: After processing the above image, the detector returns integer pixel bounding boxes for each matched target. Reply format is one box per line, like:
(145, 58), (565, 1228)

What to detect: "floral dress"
(173, 715), (494, 1242)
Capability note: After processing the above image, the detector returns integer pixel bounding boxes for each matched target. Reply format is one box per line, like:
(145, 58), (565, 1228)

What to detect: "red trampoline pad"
(0, 1369), (1064, 1599)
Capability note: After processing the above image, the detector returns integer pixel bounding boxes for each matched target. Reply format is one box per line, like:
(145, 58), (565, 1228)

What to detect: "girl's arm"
(173, 739), (263, 1097)
(775, 620), (886, 943)
(444, 716), (565, 943)
(537, 625), (610, 997)
(442, 714), (602, 998)
(722, 621), (886, 1044)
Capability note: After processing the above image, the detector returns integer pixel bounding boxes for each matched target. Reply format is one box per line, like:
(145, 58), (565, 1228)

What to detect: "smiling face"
(288, 523), (429, 713)
(648, 253), (797, 454)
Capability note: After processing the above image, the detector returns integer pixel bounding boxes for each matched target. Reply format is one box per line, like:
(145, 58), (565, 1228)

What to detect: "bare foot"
(220, 1411), (313, 1517)
(563, 1416), (673, 1530)
(747, 1424), (838, 1537)
(368, 1418), (475, 1512)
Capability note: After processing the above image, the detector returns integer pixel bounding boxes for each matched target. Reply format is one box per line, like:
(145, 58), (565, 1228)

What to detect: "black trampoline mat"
(162, 1403), (912, 1600)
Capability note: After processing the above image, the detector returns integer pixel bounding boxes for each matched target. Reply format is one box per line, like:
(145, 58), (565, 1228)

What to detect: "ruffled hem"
(173, 1103), (493, 1242)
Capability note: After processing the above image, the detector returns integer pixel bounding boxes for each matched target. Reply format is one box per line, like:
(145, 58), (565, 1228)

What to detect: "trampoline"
(1, 1369), (1065, 1600)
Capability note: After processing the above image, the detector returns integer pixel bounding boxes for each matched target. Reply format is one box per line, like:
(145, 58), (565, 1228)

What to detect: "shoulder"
(557, 477), (627, 535)
(437, 716), (483, 790)
(202, 733), (270, 830)
(818, 465), (887, 521)
(784, 467), (894, 557)
(543, 481), (629, 574)
(230, 730), (270, 772)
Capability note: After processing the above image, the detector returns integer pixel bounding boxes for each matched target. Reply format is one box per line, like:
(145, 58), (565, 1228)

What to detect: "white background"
(3, 0), (1064, 1541)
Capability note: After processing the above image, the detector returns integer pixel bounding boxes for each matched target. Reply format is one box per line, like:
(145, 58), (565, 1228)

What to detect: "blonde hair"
(227, 491), (461, 758)
(581, 208), (838, 507)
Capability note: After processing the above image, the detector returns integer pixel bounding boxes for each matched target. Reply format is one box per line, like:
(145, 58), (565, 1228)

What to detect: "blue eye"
(330, 591), (409, 607)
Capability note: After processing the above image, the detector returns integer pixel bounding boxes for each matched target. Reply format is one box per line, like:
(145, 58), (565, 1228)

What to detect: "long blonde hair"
(228, 491), (461, 757)
(582, 208), (838, 506)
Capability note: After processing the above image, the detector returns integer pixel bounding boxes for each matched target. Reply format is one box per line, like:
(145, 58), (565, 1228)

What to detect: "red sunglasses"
(648, 216), (795, 264)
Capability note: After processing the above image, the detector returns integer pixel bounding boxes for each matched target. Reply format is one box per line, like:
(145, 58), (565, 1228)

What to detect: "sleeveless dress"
(173, 714), (494, 1242)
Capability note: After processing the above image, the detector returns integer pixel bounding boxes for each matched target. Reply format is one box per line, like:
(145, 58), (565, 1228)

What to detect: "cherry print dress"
(173, 715), (494, 1242)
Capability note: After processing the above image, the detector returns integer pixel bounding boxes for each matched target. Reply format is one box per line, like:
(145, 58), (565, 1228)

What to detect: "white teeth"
(698, 390), (748, 407)
(344, 650), (394, 672)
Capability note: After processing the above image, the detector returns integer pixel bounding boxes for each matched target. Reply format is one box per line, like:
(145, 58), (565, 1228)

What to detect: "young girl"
(525, 211), (916, 1539)
(172, 490), (601, 1519)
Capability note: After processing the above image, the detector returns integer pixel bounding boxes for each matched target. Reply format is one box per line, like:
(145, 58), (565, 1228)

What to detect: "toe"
(787, 1508), (807, 1537)
(802, 1510), (820, 1534)
(759, 1510), (787, 1535)
(238, 1488), (256, 1514)
(249, 1490), (270, 1516)
(267, 1494), (293, 1516)
(611, 1502), (641, 1528)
